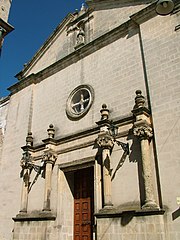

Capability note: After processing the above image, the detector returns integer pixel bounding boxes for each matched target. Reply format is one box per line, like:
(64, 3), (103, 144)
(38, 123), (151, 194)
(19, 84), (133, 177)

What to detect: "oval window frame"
(66, 84), (94, 120)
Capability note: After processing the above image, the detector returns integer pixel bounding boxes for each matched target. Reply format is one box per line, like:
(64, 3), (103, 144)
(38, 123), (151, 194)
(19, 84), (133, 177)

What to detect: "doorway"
(74, 167), (94, 240)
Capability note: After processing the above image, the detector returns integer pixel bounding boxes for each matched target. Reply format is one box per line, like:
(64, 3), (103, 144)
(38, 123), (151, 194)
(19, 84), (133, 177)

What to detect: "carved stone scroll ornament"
(133, 125), (153, 141)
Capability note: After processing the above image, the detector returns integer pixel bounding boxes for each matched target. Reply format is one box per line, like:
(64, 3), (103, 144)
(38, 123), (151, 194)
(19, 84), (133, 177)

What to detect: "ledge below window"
(94, 207), (165, 218)
(12, 211), (56, 222)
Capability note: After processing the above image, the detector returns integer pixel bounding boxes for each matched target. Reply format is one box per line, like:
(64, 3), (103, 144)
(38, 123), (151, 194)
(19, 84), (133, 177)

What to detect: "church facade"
(0, 0), (13, 49)
(0, 0), (180, 239)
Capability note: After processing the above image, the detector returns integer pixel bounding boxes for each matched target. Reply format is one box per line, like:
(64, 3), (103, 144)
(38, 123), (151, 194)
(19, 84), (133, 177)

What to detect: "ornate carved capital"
(43, 151), (57, 165)
(20, 151), (33, 170)
(133, 125), (153, 140)
(96, 133), (114, 150)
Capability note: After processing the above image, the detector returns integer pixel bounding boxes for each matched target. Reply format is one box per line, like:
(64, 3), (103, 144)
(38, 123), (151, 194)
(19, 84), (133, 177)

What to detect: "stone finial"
(26, 132), (33, 146)
(81, 3), (86, 12)
(134, 90), (145, 109)
(100, 104), (109, 120)
(47, 124), (55, 139)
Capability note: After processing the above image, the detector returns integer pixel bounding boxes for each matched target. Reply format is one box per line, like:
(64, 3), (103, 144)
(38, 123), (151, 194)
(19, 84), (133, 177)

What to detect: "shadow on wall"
(172, 207), (180, 221)
(128, 132), (146, 206)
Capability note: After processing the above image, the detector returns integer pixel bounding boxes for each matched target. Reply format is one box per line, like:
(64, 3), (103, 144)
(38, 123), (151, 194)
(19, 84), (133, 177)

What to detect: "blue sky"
(0, 0), (84, 97)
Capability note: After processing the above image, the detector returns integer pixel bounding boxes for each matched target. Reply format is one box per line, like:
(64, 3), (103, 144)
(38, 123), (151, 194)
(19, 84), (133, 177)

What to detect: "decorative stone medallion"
(66, 85), (94, 120)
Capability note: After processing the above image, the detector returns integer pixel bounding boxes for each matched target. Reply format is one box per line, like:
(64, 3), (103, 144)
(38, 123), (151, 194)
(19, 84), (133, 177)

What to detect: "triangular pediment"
(16, 13), (75, 80)
(16, 0), (153, 80)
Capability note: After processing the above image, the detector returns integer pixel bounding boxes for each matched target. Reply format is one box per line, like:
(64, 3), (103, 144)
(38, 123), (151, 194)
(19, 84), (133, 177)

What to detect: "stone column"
(20, 169), (30, 212)
(20, 149), (33, 212)
(19, 132), (34, 212)
(42, 150), (57, 211)
(132, 90), (158, 209)
(97, 133), (114, 208)
(133, 124), (158, 209)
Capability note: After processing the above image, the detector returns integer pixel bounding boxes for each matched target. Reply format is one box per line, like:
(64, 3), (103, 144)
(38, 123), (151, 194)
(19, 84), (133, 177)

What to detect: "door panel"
(74, 168), (94, 240)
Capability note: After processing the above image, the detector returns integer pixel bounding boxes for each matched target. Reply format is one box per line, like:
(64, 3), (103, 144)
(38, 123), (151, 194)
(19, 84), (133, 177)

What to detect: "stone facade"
(0, 0), (12, 22)
(0, 0), (180, 239)
(0, 0), (13, 48)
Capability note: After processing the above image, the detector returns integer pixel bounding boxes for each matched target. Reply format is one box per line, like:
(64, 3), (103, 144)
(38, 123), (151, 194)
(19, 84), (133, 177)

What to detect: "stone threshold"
(12, 211), (56, 222)
(94, 208), (165, 218)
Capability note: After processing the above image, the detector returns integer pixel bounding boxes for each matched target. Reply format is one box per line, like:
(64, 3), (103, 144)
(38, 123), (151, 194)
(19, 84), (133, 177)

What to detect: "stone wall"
(25, 1), (151, 78)
(96, 214), (180, 240)
(140, 10), (180, 218)
(0, 0), (12, 22)
(0, 2), (180, 240)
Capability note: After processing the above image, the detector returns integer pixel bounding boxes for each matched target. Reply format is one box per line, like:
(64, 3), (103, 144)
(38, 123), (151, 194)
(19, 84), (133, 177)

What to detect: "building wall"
(0, 0), (12, 22)
(25, 1), (151, 78)
(0, 1), (180, 240)
(92, 1), (150, 39)
(0, 98), (9, 164)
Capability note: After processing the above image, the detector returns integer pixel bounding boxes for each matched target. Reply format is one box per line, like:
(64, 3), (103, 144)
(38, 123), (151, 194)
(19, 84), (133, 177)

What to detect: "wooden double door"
(74, 167), (94, 240)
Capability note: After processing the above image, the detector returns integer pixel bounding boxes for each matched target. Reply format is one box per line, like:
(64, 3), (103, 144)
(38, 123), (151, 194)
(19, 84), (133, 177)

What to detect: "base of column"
(103, 203), (113, 209)
(142, 200), (159, 210)
(42, 208), (51, 212)
(19, 209), (27, 213)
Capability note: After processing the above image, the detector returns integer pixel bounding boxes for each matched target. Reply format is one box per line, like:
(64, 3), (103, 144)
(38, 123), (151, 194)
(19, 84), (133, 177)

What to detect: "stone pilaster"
(132, 90), (159, 209)
(20, 150), (33, 212)
(96, 132), (114, 208)
(133, 123), (158, 209)
(42, 150), (57, 211)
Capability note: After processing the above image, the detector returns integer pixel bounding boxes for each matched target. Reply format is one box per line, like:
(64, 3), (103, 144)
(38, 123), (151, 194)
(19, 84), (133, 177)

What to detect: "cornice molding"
(22, 114), (134, 155)
(0, 96), (10, 105)
(59, 156), (95, 172)
(0, 18), (14, 36)
(86, 0), (152, 6)
(13, 211), (56, 222)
